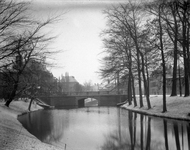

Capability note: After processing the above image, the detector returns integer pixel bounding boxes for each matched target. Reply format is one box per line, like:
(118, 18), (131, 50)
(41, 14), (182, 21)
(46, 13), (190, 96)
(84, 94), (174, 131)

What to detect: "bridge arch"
(77, 97), (99, 108)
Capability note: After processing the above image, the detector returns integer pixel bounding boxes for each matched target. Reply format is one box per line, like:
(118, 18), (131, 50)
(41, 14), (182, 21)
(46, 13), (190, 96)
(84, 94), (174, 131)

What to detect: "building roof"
(68, 76), (77, 82)
(60, 75), (78, 83)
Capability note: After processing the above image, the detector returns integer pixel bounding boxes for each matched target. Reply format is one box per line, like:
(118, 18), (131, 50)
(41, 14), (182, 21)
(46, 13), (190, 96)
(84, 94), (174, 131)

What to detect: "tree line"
(0, 1), (97, 108)
(100, 0), (190, 112)
(0, 0), (61, 107)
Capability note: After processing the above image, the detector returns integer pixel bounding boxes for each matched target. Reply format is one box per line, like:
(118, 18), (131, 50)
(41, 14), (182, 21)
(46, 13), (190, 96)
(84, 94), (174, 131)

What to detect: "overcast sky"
(26, 0), (127, 84)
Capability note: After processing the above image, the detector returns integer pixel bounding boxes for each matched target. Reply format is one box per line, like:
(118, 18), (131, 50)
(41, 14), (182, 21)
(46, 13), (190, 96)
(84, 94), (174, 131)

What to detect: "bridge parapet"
(65, 91), (126, 96)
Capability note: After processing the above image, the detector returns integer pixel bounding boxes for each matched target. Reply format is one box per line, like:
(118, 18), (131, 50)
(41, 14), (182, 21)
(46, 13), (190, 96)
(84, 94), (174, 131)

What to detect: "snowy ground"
(0, 100), (62, 150)
(122, 95), (190, 121)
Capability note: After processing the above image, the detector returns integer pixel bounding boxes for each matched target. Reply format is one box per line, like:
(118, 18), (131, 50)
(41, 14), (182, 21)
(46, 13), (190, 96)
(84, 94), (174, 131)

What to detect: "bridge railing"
(65, 91), (127, 96)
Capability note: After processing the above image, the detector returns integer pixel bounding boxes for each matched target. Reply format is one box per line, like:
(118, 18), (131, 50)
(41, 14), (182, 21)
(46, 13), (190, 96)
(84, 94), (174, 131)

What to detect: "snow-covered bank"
(1, 96), (190, 150)
(0, 100), (62, 150)
(122, 95), (190, 121)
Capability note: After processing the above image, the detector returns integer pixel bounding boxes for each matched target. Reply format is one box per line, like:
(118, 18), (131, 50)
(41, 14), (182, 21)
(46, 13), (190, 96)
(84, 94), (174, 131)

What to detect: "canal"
(18, 107), (190, 150)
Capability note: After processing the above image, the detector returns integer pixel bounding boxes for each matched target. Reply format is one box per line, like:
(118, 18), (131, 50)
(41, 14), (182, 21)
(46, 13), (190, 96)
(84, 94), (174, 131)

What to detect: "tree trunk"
(158, 5), (167, 112)
(182, 25), (189, 97)
(178, 66), (182, 96)
(184, 58), (189, 97)
(132, 73), (137, 107)
(132, 12), (143, 107)
(4, 99), (12, 107)
(162, 61), (167, 112)
(136, 47), (143, 107)
(171, 62), (177, 96)
(145, 56), (150, 100)
(128, 50), (132, 105)
(28, 98), (34, 111)
(128, 73), (132, 105)
(5, 80), (19, 107)
(140, 53), (151, 109)
(182, 3), (189, 97)
(171, 4), (178, 96)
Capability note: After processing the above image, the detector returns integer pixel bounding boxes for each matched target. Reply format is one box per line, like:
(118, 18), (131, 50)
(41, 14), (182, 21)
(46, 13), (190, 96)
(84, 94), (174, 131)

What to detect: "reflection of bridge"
(40, 91), (128, 108)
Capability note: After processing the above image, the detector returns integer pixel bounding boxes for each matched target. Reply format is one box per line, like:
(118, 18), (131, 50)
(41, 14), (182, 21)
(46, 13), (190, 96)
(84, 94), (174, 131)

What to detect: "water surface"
(18, 107), (190, 150)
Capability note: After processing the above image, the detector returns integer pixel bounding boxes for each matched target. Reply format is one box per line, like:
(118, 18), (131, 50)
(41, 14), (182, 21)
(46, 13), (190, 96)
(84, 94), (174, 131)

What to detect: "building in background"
(58, 72), (82, 93)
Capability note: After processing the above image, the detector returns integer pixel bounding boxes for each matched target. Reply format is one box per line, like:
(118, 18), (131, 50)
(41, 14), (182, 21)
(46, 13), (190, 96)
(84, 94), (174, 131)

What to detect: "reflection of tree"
(128, 111), (134, 150)
(128, 111), (137, 150)
(101, 111), (154, 150)
(181, 125), (184, 150)
(163, 119), (169, 150)
(145, 117), (151, 150)
(187, 123), (190, 150)
(101, 110), (141, 150)
(164, 120), (190, 150)
(134, 113), (137, 147)
(173, 123), (181, 150)
(18, 110), (54, 141)
(101, 130), (140, 150)
(18, 110), (68, 144)
(140, 114), (144, 150)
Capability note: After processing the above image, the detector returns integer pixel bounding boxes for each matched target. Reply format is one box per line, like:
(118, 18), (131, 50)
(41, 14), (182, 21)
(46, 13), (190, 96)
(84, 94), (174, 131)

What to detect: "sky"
(27, 0), (126, 84)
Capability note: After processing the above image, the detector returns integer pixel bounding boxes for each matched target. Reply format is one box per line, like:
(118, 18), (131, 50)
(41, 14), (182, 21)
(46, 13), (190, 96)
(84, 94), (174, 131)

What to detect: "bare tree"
(100, 1), (153, 108)
(164, 2), (179, 96)
(145, 1), (168, 112)
(83, 80), (94, 91)
(0, 0), (29, 67)
(4, 21), (57, 107)
(0, 1), (60, 107)
(175, 0), (190, 97)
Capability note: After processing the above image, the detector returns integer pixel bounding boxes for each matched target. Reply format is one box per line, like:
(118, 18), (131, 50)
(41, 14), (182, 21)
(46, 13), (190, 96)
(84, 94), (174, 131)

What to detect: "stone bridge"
(40, 91), (128, 109)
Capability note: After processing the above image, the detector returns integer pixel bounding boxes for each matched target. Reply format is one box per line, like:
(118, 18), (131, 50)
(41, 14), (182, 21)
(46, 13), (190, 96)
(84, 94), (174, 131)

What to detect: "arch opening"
(78, 98), (98, 108)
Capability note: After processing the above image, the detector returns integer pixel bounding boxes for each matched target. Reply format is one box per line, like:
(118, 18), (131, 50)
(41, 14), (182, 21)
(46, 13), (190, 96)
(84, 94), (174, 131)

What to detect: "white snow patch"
(122, 95), (190, 120)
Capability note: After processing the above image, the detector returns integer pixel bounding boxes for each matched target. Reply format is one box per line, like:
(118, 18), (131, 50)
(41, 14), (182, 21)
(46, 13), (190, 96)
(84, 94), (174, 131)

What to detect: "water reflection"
(18, 107), (190, 150)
